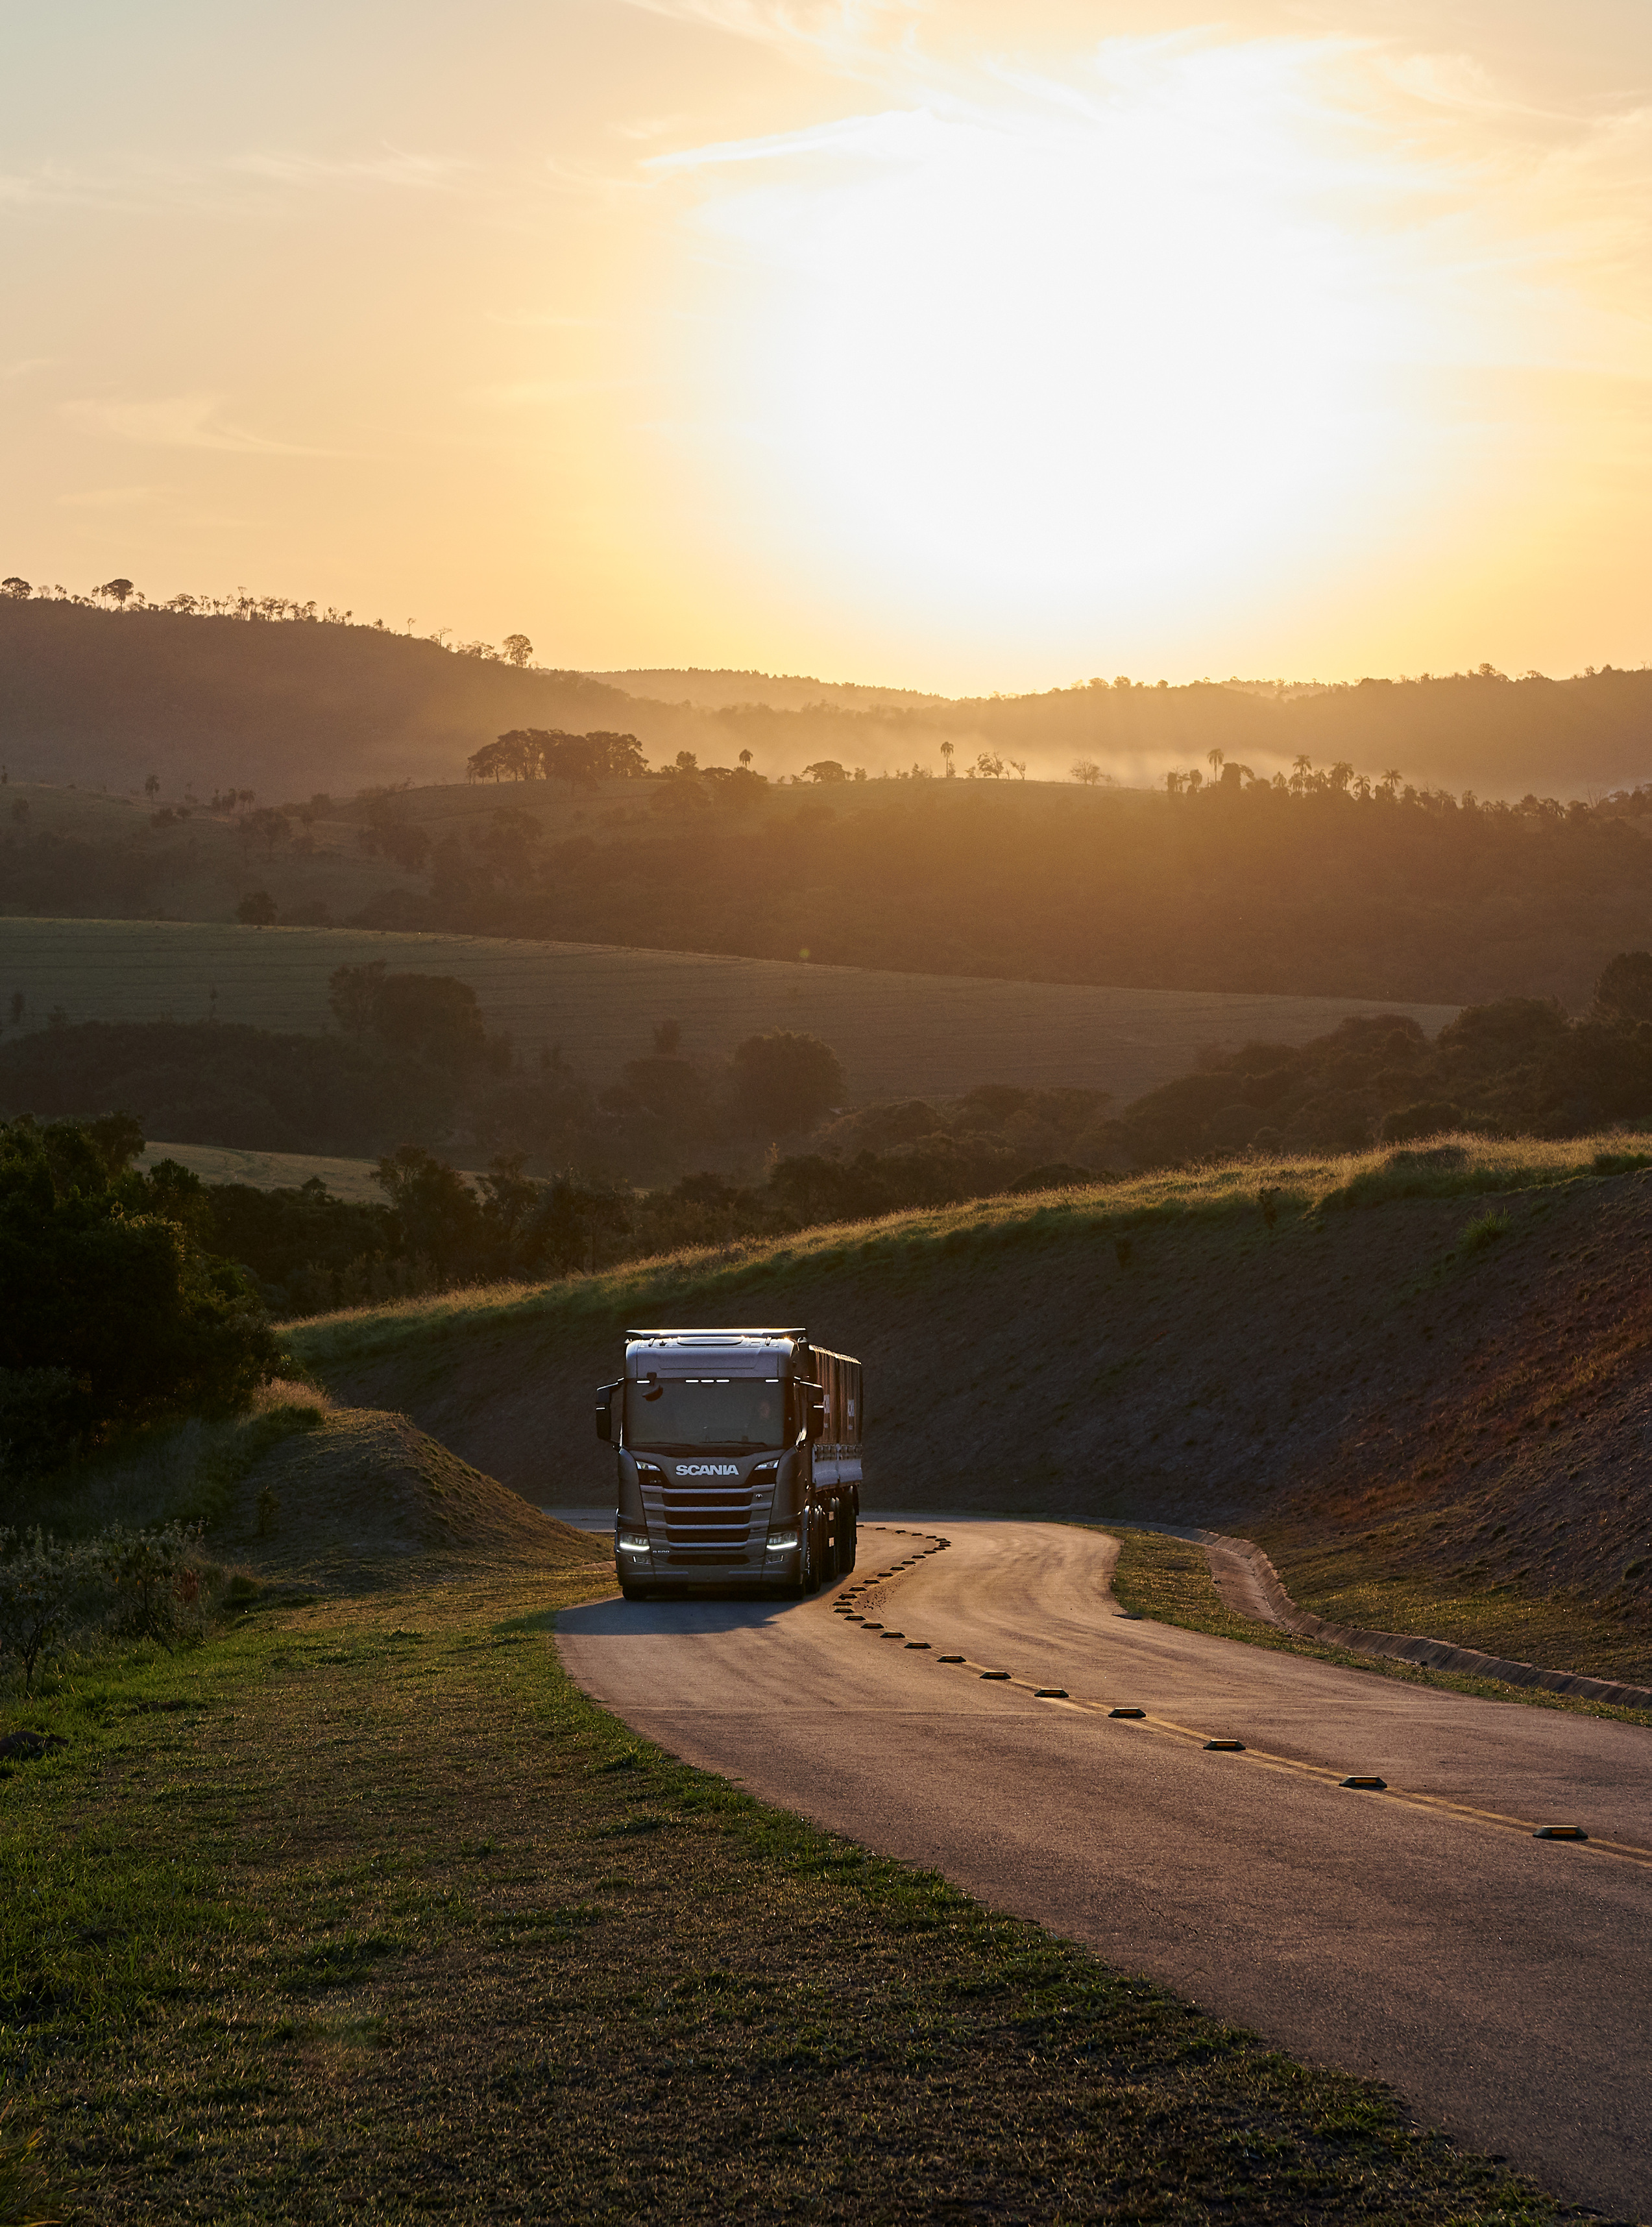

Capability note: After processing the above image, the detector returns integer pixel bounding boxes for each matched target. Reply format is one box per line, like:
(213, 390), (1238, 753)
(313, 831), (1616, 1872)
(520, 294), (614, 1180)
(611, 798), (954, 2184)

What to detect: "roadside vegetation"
(1105, 1529), (1652, 1728)
(1, 1553), (1564, 2224)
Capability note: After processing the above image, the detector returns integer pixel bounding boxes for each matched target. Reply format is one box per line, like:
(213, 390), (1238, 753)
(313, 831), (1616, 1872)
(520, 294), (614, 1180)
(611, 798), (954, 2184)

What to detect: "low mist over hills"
(3, 589), (1651, 799)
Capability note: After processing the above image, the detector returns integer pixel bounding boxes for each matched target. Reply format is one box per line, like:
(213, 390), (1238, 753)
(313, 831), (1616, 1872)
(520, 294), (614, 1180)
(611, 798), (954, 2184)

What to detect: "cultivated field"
(0, 916), (1459, 1106)
(135, 1140), (392, 1200)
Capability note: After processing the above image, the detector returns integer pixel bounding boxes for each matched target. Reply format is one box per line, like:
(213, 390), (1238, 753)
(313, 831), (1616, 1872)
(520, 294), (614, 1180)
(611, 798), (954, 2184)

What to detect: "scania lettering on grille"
(675, 1462), (740, 1476)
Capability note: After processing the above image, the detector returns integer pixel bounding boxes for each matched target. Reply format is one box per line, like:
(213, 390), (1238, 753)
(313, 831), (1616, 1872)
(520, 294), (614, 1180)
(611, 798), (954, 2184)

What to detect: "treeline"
(193, 960), (1652, 1312)
(1107, 954), (1652, 1166)
(352, 775), (1652, 1010)
(147, 1077), (1119, 1317)
(8, 581), (1652, 801)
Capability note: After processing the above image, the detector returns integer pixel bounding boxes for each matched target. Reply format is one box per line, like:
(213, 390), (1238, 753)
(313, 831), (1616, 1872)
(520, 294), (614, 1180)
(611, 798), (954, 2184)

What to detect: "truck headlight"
(765, 1530), (799, 1553)
(617, 1532), (651, 1555)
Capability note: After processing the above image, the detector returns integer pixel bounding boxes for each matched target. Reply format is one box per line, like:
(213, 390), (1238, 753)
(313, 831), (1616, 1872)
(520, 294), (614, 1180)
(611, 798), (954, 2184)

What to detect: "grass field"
(1, 1550), (1561, 2224)
(0, 913), (1459, 1106)
(134, 1140), (396, 1200)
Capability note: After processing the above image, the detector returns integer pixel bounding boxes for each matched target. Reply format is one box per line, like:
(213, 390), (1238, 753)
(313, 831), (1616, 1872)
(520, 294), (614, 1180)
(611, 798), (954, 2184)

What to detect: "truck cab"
(595, 1327), (862, 1598)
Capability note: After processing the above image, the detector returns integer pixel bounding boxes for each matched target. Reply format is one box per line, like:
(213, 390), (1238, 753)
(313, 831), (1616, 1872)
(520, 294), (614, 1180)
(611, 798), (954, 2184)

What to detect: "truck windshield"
(626, 1377), (784, 1451)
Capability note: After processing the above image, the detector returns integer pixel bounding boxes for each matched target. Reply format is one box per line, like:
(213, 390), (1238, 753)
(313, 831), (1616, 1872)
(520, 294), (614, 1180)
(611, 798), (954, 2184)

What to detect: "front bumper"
(615, 1529), (799, 1587)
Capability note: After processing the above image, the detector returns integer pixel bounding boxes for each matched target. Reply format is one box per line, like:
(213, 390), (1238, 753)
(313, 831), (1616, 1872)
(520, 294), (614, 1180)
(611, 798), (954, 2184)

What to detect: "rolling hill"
(0, 916), (1458, 1111)
(5, 592), (1652, 799)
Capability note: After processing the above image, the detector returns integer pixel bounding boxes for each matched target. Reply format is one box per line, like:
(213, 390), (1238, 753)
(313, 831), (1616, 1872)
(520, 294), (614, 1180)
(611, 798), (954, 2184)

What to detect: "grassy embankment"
(1104, 1530), (1652, 1729)
(286, 1129), (1652, 1698)
(3, 1552), (1561, 2224)
(291, 1129), (1630, 1369)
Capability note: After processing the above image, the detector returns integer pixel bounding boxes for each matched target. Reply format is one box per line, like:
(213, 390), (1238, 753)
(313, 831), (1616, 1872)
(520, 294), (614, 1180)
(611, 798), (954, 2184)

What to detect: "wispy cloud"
(61, 393), (341, 457)
(58, 483), (169, 509)
(228, 148), (472, 192)
(647, 107), (938, 171)
(615, 0), (920, 72)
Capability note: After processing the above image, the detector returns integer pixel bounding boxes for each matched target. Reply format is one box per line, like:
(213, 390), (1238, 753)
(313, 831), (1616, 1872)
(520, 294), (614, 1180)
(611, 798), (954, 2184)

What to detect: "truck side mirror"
(596, 1381), (621, 1443)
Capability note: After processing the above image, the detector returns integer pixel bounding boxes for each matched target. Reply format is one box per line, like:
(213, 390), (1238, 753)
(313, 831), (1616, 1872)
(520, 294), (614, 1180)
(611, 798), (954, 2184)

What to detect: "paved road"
(557, 1519), (1652, 2218)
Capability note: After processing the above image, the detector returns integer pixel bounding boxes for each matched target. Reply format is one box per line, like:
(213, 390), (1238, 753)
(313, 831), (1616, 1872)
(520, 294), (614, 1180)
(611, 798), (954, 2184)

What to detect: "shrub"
(0, 1527), (82, 1694)
(1457, 1209), (1510, 1255)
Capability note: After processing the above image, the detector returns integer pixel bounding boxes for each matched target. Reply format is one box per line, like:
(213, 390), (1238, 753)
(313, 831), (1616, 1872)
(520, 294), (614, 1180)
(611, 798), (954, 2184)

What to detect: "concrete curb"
(1198, 1529), (1652, 1712)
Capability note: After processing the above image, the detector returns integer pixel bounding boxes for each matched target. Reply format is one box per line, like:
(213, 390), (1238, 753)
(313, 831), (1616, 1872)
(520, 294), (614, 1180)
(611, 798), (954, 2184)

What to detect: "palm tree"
(738, 748), (753, 771)
(1208, 748), (1224, 779)
(940, 740), (954, 777)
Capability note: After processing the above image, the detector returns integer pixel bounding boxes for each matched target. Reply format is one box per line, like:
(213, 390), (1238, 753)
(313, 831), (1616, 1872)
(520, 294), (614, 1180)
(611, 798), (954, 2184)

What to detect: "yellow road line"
(897, 1652), (1652, 1873)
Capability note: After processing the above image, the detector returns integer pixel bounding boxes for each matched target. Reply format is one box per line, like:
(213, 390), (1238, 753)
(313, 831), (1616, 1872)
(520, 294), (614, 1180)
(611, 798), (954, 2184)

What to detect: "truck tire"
(787, 1516), (819, 1598)
(838, 1505), (856, 1575)
(619, 1580), (652, 1601)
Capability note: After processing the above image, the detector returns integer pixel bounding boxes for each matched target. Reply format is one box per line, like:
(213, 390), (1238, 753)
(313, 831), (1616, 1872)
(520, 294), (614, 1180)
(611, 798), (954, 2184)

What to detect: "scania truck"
(595, 1328), (862, 1598)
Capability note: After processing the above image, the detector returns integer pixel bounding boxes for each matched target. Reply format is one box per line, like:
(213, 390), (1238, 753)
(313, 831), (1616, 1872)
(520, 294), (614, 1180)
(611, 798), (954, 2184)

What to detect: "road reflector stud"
(862, 1622), (882, 1631)
(939, 1654), (965, 1662)
(1204, 1739), (1245, 1752)
(1108, 1707), (1146, 1719)
(1534, 1825), (1588, 1841)
(840, 1614), (863, 1623)
(980, 1670), (1011, 1680)
(1036, 1688), (1069, 1699)
(880, 1631), (905, 1639)
(905, 1640), (930, 1649)
(1340, 1775), (1387, 1790)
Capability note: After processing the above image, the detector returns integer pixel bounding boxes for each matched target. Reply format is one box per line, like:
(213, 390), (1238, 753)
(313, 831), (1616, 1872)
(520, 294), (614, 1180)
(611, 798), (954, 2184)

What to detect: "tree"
(1071, 760), (1109, 786)
(501, 633), (534, 667)
(801, 761), (849, 785)
(377, 975), (487, 1065)
(144, 773), (160, 800)
(940, 741), (954, 777)
(0, 1116), (280, 1466)
(0, 578), (30, 600)
(729, 1031), (845, 1134)
(97, 577), (135, 606)
(1208, 748), (1225, 779)
(1594, 951), (1652, 1025)
(738, 749), (754, 771)
(328, 960), (387, 1034)
(236, 890), (278, 926)
(373, 1147), (482, 1271)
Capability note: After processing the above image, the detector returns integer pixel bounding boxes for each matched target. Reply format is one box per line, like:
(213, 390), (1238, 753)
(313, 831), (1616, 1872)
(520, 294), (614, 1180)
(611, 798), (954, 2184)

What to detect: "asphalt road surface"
(556, 1519), (1652, 2219)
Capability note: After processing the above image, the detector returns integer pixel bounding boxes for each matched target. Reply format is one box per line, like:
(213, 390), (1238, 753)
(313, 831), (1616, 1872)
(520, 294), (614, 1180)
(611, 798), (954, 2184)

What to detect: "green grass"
(0, 910), (1455, 1110)
(0, 1559), (1566, 2224)
(286, 1128), (1652, 1380)
(1105, 1528), (1652, 1728)
(1256, 1527), (1652, 1692)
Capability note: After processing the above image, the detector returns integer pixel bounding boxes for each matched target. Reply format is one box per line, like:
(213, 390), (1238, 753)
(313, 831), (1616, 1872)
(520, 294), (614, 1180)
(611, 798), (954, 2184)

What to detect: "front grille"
(637, 1466), (775, 1556)
(668, 1550), (746, 1565)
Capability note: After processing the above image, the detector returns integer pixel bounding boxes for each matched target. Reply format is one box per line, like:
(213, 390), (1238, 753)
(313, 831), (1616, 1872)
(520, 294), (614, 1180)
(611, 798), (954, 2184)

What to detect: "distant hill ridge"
(3, 592), (1651, 797)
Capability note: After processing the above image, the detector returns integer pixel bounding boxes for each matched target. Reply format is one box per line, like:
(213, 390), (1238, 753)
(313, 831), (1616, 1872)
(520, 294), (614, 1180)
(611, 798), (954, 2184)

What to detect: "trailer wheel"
(838, 1505), (856, 1575)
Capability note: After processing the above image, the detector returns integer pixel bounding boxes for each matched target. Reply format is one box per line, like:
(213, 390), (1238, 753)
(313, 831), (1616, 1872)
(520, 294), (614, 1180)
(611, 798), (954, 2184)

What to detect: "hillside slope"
(8, 596), (1652, 797)
(287, 1142), (1652, 1649)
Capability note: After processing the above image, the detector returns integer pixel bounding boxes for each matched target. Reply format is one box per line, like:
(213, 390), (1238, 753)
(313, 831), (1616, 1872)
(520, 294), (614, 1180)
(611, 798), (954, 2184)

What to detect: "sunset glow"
(3, 2), (1650, 688)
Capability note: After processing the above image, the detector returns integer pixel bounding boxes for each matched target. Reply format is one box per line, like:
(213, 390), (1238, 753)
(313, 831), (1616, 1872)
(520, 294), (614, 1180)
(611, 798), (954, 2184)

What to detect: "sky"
(3, 1), (1650, 694)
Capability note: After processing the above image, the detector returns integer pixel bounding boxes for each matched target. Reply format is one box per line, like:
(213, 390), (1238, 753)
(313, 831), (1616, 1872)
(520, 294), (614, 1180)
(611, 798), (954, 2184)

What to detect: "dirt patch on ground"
(223, 1409), (609, 1589)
